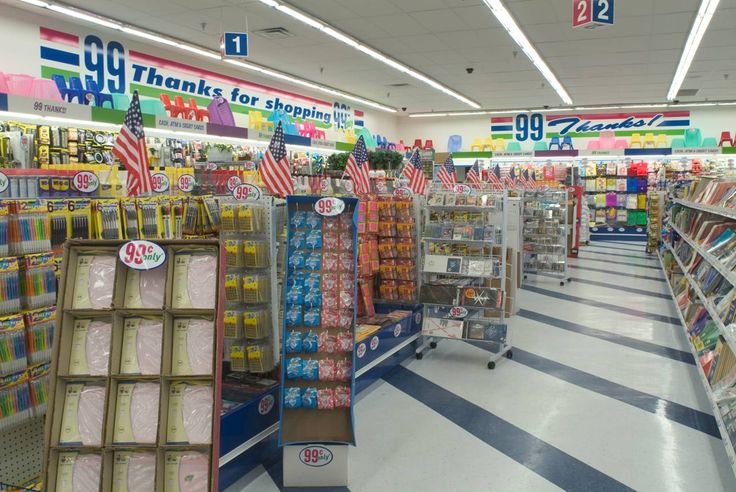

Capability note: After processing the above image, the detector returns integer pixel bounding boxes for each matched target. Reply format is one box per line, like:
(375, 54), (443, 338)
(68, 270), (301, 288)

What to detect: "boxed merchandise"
(171, 317), (215, 376)
(165, 381), (213, 445)
(117, 317), (163, 376)
(49, 451), (103, 492)
(170, 250), (218, 309)
(110, 380), (160, 445)
(164, 451), (211, 492)
(111, 451), (156, 492)
(68, 252), (116, 309)
(57, 382), (106, 446)
(68, 318), (112, 376)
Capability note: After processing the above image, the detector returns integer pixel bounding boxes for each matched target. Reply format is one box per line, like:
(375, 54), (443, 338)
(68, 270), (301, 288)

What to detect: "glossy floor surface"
(228, 242), (736, 491)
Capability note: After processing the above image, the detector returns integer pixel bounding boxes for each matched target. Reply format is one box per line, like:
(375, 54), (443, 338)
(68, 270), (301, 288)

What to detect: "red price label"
(118, 240), (166, 271)
(226, 175), (242, 192)
(177, 174), (195, 192)
(72, 171), (99, 193)
(151, 172), (170, 193)
(450, 306), (468, 318)
(314, 197), (345, 217)
(299, 446), (334, 467)
(232, 184), (262, 201)
(393, 186), (411, 199)
(453, 184), (472, 195)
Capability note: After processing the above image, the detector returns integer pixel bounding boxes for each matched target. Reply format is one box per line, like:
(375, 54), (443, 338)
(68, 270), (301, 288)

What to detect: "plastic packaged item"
(24, 306), (55, 365)
(120, 318), (163, 375)
(112, 452), (156, 492)
(172, 318), (213, 376)
(301, 387), (317, 409)
(19, 252), (56, 309)
(172, 252), (217, 309)
(302, 359), (319, 380)
(72, 255), (116, 309)
(113, 382), (160, 444)
(8, 201), (51, 255)
(0, 313), (27, 375)
(334, 386), (351, 408)
(69, 319), (112, 376)
(285, 331), (302, 353)
(336, 359), (352, 382)
(286, 357), (303, 380)
(29, 363), (50, 416)
(0, 370), (33, 429)
(59, 384), (105, 446)
(302, 331), (318, 353)
(318, 332), (336, 353)
(167, 383), (213, 445)
(124, 266), (166, 309)
(317, 388), (334, 410)
(55, 452), (102, 492)
(318, 359), (336, 381)
(164, 451), (209, 492)
(284, 387), (301, 409)
(0, 257), (20, 315)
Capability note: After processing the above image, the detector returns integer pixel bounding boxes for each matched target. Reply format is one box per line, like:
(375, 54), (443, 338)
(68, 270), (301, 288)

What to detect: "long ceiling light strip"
(15, 0), (396, 112)
(667, 0), (720, 101)
(480, 0), (572, 105)
(409, 100), (736, 117)
(256, 0), (481, 109)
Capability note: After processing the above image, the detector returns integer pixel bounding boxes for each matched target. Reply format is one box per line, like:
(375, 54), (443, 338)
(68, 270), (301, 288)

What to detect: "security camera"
(402, 107), (407, 112)
(466, 67), (474, 74)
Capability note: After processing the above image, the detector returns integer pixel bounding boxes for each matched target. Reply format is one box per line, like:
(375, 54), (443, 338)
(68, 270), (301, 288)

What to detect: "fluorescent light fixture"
(17, 0), (396, 113)
(48, 4), (121, 30)
(480, 0), (572, 105)
(667, 0), (721, 100)
(257, 0), (481, 109)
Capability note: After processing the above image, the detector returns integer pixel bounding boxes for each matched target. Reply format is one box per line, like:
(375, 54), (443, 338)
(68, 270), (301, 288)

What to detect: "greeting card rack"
(522, 189), (570, 286)
(416, 187), (512, 369)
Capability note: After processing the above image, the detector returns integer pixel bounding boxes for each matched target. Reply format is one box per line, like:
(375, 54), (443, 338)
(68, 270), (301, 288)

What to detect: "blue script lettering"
(548, 114), (665, 135)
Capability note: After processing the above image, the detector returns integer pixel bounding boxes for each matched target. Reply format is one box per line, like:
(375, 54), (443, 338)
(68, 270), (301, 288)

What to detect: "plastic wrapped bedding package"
(165, 451), (209, 492)
(112, 452), (156, 492)
(167, 382), (213, 445)
(68, 319), (112, 376)
(55, 452), (102, 492)
(113, 382), (160, 445)
(120, 318), (163, 376)
(72, 255), (116, 309)
(172, 318), (214, 376)
(59, 384), (105, 446)
(172, 253), (218, 309)
(124, 266), (167, 308)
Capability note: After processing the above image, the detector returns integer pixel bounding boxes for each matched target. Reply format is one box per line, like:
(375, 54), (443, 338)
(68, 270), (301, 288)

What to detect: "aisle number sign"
(223, 32), (249, 58)
(573, 0), (614, 28)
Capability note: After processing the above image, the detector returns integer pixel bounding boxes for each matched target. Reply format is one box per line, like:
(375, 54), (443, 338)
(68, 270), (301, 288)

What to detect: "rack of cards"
(416, 187), (512, 369)
(522, 190), (570, 285)
(220, 197), (284, 374)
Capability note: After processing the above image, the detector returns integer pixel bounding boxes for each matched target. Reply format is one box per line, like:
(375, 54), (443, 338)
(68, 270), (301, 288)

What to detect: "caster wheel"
(487, 361), (496, 370)
(567, 278), (572, 283)
(505, 350), (513, 359)
(415, 352), (423, 360)
(430, 341), (437, 349)
(560, 281), (565, 286)
(523, 275), (528, 280)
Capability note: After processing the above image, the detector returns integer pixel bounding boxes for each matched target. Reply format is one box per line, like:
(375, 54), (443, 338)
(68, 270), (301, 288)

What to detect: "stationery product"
(29, 362), (49, 416)
(0, 313), (27, 375)
(71, 254), (116, 309)
(8, 200), (51, 255)
(55, 452), (102, 492)
(172, 252), (217, 309)
(113, 382), (160, 444)
(68, 319), (112, 376)
(20, 252), (57, 309)
(0, 370), (33, 429)
(24, 306), (56, 364)
(0, 203), (9, 257)
(112, 452), (156, 492)
(172, 318), (213, 376)
(164, 451), (209, 492)
(120, 318), (163, 375)
(59, 383), (105, 446)
(0, 257), (21, 315)
(167, 382), (213, 445)
(123, 266), (166, 309)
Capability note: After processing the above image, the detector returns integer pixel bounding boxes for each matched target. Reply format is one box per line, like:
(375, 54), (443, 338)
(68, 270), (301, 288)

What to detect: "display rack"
(521, 189), (569, 285)
(416, 188), (512, 369)
(647, 190), (665, 253)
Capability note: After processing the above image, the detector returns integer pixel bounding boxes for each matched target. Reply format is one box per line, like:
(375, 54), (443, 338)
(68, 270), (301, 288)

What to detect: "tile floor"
(227, 242), (735, 491)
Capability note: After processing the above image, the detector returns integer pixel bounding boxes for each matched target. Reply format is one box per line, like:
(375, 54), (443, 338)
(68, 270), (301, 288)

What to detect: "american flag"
(402, 148), (426, 195)
(437, 154), (456, 189)
(466, 159), (481, 188)
(520, 169), (533, 188)
(530, 169), (539, 188)
(505, 166), (517, 188)
(346, 135), (371, 195)
(489, 163), (503, 189)
(112, 91), (153, 196)
(259, 122), (293, 197)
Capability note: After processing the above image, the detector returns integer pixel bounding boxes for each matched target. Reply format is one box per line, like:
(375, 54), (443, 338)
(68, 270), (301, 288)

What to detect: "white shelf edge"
(669, 222), (736, 289)
(657, 251), (736, 471)
(674, 199), (736, 222)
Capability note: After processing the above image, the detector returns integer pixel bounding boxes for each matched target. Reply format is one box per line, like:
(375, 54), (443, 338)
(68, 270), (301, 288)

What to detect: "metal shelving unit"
(522, 189), (570, 285)
(416, 188), (512, 369)
(674, 199), (736, 221)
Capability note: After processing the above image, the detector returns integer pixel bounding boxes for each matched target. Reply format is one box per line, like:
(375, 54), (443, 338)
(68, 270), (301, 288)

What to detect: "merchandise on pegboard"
(581, 159), (649, 230)
(280, 195), (358, 445)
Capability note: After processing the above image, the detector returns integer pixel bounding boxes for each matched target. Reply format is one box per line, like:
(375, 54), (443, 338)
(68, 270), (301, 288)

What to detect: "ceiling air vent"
(386, 83), (411, 88)
(254, 27), (295, 39)
(677, 88), (699, 97)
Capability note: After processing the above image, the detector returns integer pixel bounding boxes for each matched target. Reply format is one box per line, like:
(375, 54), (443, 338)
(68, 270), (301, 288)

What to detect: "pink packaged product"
(59, 384), (105, 446)
(173, 318), (214, 375)
(130, 383), (160, 444)
(125, 266), (166, 309)
(317, 388), (335, 409)
(72, 255), (116, 309)
(136, 319), (163, 376)
(86, 320), (112, 376)
(61, 453), (102, 492)
(178, 452), (210, 492)
(174, 253), (218, 309)
(182, 384), (213, 444)
(123, 452), (156, 492)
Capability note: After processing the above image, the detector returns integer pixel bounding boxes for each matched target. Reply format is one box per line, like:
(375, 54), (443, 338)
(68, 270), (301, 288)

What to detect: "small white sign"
(72, 171), (99, 193)
(151, 172), (170, 193)
(314, 197), (345, 216)
(177, 173), (195, 192)
(226, 175), (242, 191)
(7, 94), (91, 120)
(232, 183), (262, 201)
(119, 240), (166, 270)
(672, 148), (721, 155)
(452, 183), (472, 195)
(155, 116), (206, 133)
(393, 186), (412, 199)
(0, 172), (8, 193)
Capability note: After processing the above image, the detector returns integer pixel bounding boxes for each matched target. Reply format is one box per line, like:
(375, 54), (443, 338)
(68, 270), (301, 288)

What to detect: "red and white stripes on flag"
(437, 154), (456, 189)
(346, 135), (371, 195)
(259, 122), (294, 197)
(466, 159), (481, 188)
(112, 91), (153, 196)
(489, 164), (504, 190)
(402, 149), (427, 195)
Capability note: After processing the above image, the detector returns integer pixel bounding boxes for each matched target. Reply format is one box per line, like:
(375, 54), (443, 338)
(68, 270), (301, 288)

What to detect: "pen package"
(0, 367), (32, 430)
(122, 200), (140, 240)
(166, 382), (213, 445)
(171, 318), (213, 376)
(9, 200), (51, 255)
(49, 199), (69, 249)
(58, 383), (106, 446)
(164, 451), (209, 492)
(0, 202), (9, 257)
(68, 199), (92, 241)
(0, 257), (21, 315)
(29, 362), (49, 417)
(0, 313), (27, 376)
(171, 251), (218, 309)
(24, 306), (56, 365)
(68, 318), (112, 376)
(54, 452), (102, 492)
(112, 451), (156, 492)
(112, 381), (160, 445)
(136, 198), (163, 240)
(20, 251), (57, 309)
(93, 200), (122, 240)
(119, 317), (163, 376)
(71, 253), (116, 309)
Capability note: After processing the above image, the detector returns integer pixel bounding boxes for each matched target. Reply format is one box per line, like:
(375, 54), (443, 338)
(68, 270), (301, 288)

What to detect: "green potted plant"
(326, 152), (350, 176)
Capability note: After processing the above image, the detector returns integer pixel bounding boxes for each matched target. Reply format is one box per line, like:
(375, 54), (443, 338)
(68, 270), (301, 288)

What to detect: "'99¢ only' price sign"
(232, 183), (262, 201)
(118, 240), (166, 270)
(177, 173), (195, 193)
(72, 171), (99, 193)
(314, 197), (345, 216)
(151, 172), (170, 193)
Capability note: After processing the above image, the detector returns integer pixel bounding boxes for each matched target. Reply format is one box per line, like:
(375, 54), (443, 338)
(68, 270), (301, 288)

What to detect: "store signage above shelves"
(672, 147), (722, 155)
(573, 0), (615, 28)
(155, 116), (207, 134)
(5, 94), (91, 120)
(222, 32), (249, 58)
(493, 151), (534, 158)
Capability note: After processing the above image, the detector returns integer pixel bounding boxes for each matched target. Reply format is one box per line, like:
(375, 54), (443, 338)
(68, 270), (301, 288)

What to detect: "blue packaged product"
(286, 283), (303, 304)
(290, 231), (306, 249)
(304, 289), (322, 308)
(286, 357), (303, 380)
(303, 331), (318, 353)
(304, 273), (321, 290)
(305, 253), (322, 271)
(286, 304), (302, 327)
(305, 212), (322, 229)
(302, 387), (318, 408)
(302, 359), (319, 380)
(306, 230), (323, 249)
(304, 308), (321, 327)
(284, 387), (302, 409)
(288, 250), (305, 270)
(285, 331), (302, 353)
(290, 212), (306, 229)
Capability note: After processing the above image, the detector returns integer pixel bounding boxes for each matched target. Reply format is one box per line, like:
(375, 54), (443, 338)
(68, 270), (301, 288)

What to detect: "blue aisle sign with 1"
(223, 32), (249, 57)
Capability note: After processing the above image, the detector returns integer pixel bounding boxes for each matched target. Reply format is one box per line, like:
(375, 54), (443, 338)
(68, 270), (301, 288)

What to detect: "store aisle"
(230, 242), (735, 492)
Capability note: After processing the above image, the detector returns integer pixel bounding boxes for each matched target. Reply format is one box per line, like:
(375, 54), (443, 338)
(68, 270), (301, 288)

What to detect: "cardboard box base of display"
(283, 444), (348, 487)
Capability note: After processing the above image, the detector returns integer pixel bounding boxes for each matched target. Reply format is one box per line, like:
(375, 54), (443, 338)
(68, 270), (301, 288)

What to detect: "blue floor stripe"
(518, 309), (694, 363)
(569, 277), (671, 299)
(568, 264), (666, 282)
(522, 284), (680, 325)
(266, 459), (351, 492)
(575, 256), (662, 270)
(587, 243), (648, 253)
(466, 343), (718, 438)
(580, 250), (657, 261)
(384, 366), (634, 492)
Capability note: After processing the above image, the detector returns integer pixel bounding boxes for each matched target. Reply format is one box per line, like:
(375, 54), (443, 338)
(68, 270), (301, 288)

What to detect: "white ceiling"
(19, 0), (736, 112)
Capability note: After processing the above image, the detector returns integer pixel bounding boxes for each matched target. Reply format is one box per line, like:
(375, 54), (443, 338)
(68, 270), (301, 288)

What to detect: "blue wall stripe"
(587, 244), (646, 253)
(568, 278), (670, 300)
(658, 120), (690, 127)
(0, 93), (7, 111)
(466, 342), (718, 438)
(521, 285), (680, 325)
(575, 256), (662, 271)
(568, 264), (666, 282)
(40, 46), (80, 66)
(384, 366), (635, 492)
(518, 309), (694, 363)
(579, 250), (657, 262)
(491, 125), (513, 132)
(596, 240), (647, 247)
